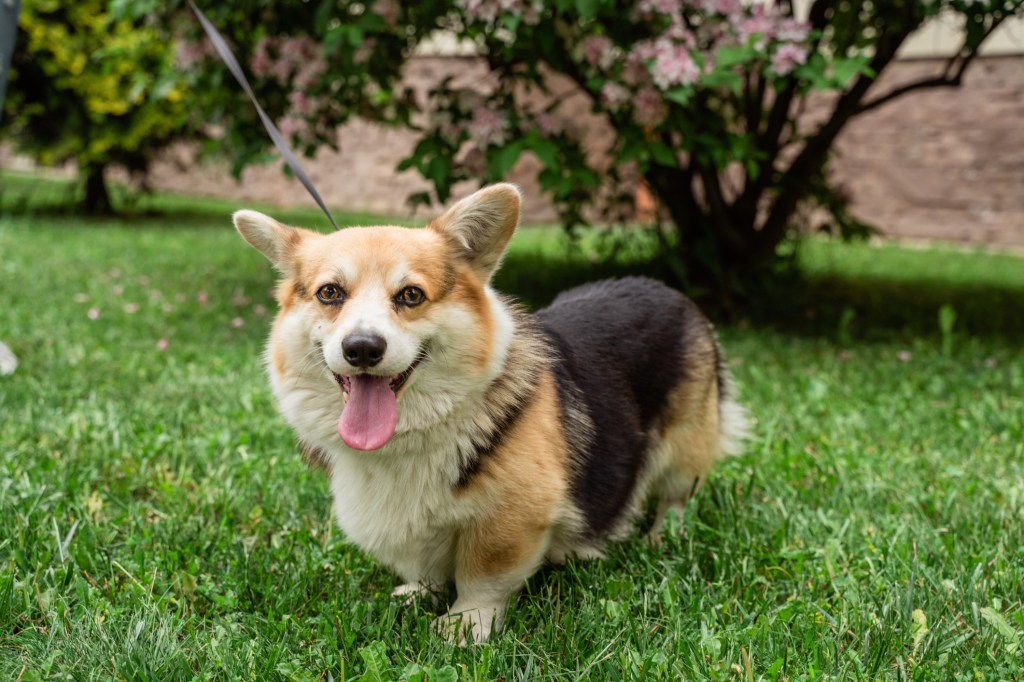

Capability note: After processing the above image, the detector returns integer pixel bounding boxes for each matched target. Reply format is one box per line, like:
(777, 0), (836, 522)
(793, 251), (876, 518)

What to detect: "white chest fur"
(326, 430), (475, 583)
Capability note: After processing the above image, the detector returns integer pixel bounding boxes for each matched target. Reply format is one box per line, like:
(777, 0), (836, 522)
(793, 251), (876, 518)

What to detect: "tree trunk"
(83, 165), (113, 214)
(645, 162), (777, 301)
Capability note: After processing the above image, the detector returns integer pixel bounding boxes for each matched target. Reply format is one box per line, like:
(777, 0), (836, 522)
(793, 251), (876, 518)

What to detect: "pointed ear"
(233, 210), (304, 271)
(429, 184), (522, 282)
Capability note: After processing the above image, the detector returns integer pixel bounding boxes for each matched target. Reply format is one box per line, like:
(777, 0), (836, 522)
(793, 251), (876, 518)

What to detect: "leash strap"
(188, 1), (340, 230)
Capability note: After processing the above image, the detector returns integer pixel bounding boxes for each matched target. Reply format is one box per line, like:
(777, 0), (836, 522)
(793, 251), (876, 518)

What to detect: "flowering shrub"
(397, 0), (1022, 288)
(186, 0), (1021, 288)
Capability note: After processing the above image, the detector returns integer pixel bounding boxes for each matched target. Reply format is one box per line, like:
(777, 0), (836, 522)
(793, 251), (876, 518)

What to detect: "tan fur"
(445, 369), (579, 642)
(447, 267), (495, 372)
(638, 329), (737, 542)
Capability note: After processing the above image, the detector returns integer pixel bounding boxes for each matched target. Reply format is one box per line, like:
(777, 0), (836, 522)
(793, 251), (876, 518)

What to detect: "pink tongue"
(338, 375), (398, 451)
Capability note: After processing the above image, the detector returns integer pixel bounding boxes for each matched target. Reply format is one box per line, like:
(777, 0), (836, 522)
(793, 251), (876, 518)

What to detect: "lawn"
(1, 175), (1023, 680)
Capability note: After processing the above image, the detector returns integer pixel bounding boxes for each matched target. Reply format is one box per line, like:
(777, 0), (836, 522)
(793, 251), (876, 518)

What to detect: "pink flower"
(197, 291), (209, 305)
(624, 40), (657, 85)
(533, 112), (563, 138)
(771, 43), (808, 76)
(777, 18), (811, 43)
(638, 0), (682, 16)
(231, 317), (245, 328)
(156, 338), (170, 351)
(897, 350), (912, 362)
(601, 82), (631, 111)
(651, 42), (700, 89)
(87, 308), (100, 320)
(253, 304), (268, 317)
(736, 16), (775, 49)
(467, 107), (508, 146)
(288, 91), (313, 115)
(176, 39), (212, 68)
(293, 60), (326, 91)
(633, 87), (667, 127)
(123, 303), (140, 314)
(111, 285), (124, 297)
(581, 35), (614, 70)
(458, 0), (500, 23)
(702, 0), (742, 14)
(279, 116), (311, 142)
(250, 52), (273, 79)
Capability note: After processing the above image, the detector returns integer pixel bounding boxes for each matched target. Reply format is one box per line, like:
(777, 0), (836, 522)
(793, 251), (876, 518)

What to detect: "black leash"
(188, 1), (340, 230)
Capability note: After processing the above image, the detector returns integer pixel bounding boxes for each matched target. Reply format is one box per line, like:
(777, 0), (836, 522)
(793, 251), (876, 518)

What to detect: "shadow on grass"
(754, 272), (1024, 342)
(497, 248), (1024, 342)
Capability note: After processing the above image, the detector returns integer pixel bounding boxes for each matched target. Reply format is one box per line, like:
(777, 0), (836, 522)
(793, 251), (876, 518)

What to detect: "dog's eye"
(316, 284), (346, 304)
(396, 286), (425, 307)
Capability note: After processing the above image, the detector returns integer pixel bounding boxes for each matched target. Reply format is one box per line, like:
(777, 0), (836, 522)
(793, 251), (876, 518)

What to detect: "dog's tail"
(716, 353), (752, 459)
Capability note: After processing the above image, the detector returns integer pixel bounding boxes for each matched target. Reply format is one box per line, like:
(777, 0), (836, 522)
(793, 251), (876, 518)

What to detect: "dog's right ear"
(233, 210), (303, 272)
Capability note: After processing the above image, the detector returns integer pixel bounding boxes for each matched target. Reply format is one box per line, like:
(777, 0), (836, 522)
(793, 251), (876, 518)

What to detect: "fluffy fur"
(234, 184), (749, 643)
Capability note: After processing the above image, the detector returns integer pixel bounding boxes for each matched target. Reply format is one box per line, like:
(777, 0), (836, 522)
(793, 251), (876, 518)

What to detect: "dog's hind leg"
(647, 364), (750, 545)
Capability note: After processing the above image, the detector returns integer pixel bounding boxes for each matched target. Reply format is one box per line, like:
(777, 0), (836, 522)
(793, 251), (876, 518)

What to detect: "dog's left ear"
(429, 184), (522, 282)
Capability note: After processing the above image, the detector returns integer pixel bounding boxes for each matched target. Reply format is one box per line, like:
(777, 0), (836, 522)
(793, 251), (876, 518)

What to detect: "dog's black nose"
(342, 333), (387, 368)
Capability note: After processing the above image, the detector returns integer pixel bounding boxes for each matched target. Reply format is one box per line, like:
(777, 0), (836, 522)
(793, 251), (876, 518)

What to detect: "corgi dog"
(233, 184), (749, 643)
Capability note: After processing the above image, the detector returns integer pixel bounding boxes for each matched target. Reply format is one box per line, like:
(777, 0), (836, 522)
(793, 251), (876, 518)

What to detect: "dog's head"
(234, 184), (522, 453)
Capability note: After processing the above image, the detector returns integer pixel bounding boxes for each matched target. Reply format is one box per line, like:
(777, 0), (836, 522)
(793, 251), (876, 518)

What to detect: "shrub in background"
(1, 0), (193, 213)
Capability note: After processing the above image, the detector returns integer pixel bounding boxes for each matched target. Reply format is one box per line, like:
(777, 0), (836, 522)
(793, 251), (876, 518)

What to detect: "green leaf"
(488, 140), (524, 179)
(426, 154), (453, 189)
(355, 641), (390, 682)
(831, 56), (872, 88)
(715, 45), (756, 69)
(434, 666), (459, 682)
(649, 141), (677, 167)
(664, 86), (693, 105)
(701, 70), (743, 94)
(528, 136), (560, 168)
(574, 0), (602, 19)
(401, 663), (426, 682)
(980, 606), (1021, 653)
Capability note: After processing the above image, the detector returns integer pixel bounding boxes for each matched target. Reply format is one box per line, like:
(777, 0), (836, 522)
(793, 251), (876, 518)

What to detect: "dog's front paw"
(432, 604), (501, 645)
(392, 582), (427, 601)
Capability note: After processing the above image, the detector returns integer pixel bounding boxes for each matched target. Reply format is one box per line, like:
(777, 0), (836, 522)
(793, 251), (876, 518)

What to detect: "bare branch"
(857, 14), (1007, 114)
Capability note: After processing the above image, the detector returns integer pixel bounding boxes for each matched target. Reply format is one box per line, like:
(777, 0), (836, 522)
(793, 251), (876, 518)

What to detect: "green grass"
(2, 176), (1023, 680)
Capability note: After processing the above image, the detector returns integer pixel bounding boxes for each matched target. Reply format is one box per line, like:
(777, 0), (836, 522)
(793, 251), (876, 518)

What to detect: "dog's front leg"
(435, 520), (551, 645)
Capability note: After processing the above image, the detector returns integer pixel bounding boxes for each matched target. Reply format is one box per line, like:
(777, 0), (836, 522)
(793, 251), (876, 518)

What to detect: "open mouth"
(331, 349), (428, 452)
(332, 349), (426, 397)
